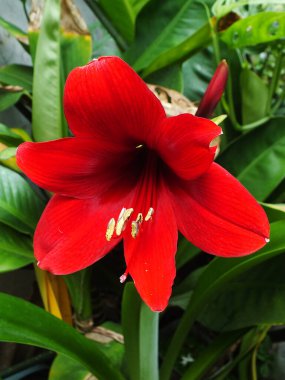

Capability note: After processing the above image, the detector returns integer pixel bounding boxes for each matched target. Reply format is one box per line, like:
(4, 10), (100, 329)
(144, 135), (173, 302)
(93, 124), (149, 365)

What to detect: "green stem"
(140, 305), (159, 380)
(266, 54), (283, 114)
(160, 300), (200, 380)
(84, 0), (128, 52)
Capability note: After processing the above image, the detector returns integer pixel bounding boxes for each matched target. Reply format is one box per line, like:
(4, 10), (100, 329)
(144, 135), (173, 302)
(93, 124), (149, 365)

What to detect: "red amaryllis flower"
(16, 57), (269, 312)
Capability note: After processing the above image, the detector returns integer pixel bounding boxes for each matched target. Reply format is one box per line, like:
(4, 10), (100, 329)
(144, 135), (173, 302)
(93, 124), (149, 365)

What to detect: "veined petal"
(168, 163), (269, 256)
(124, 179), (177, 312)
(35, 191), (135, 274)
(156, 114), (222, 180)
(64, 56), (166, 146)
(16, 138), (138, 199)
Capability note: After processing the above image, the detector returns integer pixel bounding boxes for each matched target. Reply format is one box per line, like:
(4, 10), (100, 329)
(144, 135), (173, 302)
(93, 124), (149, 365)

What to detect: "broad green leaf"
(183, 48), (215, 101)
(176, 236), (201, 270)
(261, 202), (285, 222)
(0, 124), (25, 146)
(60, 33), (92, 79)
(49, 354), (91, 380)
(181, 329), (248, 380)
(0, 147), (17, 160)
(144, 63), (183, 92)
(122, 283), (141, 380)
(30, 0), (64, 141)
(0, 223), (33, 272)
(89, 18), (121, 58)
(0, 16), (28, 45)
(0, 292), (125, 380)
(199, 254), (285, 331)
(221, 12), (285, 48)
(97, 0), (151, 43)
(161, 221), (285, 380)
(212, 0), (285, 18)
(218, 117), (285, 201)
(0, 165), (45, 234)
(0, 65), (33, 92)
(0, 89), (23, 112)
(132, 1), (212, 76)
(240, 69), (269, 124)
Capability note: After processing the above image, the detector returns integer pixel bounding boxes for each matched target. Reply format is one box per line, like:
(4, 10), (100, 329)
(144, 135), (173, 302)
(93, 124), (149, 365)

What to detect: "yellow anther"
(136, 213), (143, 224)
(106, 218), (115, 241)
(145, 207), (154, 221)
(116, 208), (134, 236)
(131, 221), (139, 238)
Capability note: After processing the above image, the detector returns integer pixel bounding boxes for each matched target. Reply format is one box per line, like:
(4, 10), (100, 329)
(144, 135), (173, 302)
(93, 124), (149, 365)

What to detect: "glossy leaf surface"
(0, 292), (125, 380)
(0, 166), (45, 234)
(218, 117), (285, 201)
(0, 223), (33, 272)
(221, 12), (285, 48)
(0, 65), (33, 92)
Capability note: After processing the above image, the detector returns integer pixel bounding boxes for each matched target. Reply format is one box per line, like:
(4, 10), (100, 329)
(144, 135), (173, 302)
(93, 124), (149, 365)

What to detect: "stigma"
(105, 207), (154, 241)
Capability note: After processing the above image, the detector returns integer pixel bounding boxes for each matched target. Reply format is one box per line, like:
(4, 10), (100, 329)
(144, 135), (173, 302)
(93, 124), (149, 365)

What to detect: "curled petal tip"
(196, 60), (229, 118)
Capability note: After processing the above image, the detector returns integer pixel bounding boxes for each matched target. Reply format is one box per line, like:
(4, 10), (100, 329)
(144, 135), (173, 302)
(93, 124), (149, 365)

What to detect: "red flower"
(16, 57), (269, 312)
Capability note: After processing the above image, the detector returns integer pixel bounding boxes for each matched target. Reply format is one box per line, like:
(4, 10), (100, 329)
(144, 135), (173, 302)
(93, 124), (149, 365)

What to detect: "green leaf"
(181, 329), (248, 380)
(97, 0), (151, 43)
(0, 65), (33, 92)
(0, 89), (23, 112)
(221, 12), (285, 48)
(0, 147), (17, 160)
(212, 0), (285, 19)
(218, 117), (285, 201)
(0, 124), (25, 146)
(132, 1), (212, 76)
(64, 268), (93, 321)
(30, 0), (64, 141)
(161, 221), (285, 380)
(240, 69), (269, 124)
(199, 254), (285, 331)
(261, 202), (285, 222)
(0, 16), (28, 45)
(49, 354), (91, 380)
(60, 33), (92, 79)
(0, 223), (33, 272)
(0, 165), (45, 234)
(0, 292), (125, 380)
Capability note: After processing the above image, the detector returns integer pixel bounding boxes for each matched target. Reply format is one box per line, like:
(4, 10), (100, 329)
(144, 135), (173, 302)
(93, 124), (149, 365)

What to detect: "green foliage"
(0, 292), (125, 380)
(221, 12), (285, 48)
(0, 166), (45, 234)
(218, 117), (285, 201)
(0, 223), (33, 272)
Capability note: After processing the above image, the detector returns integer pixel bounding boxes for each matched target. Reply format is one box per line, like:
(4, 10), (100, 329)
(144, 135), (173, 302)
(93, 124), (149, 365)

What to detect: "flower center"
(105, 206), (154, 241)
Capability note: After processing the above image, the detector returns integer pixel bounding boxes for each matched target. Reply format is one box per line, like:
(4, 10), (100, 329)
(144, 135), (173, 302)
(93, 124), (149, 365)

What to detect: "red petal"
(64, 56), (165, 146)
(168, 163), (269, 256)
(156, 114), (221, 180)
(196, 60), (229, 118)
(123, 179), (177, 312)
(16, 138), (138, 199)
(35, 191), (134, 274)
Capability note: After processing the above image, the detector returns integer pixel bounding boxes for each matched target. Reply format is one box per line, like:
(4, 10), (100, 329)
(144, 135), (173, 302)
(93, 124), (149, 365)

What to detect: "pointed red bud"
(196, 60), (229, 118)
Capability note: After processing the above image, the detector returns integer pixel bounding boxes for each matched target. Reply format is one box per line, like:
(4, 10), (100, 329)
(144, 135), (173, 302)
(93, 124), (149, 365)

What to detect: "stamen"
(131, 221), (139, 238)
(106, 218), (115, 241)
(145, 207), (154, 221)
(116, 208), (134, 236)
(136, 213), (143, 224)
(120, 273), (128, 283)
(118, 207), (126, 220)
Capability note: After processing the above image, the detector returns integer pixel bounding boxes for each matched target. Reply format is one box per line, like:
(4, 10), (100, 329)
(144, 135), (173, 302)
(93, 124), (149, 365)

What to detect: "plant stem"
(84, 0), (128, 52)
(160, 300), (199, 380)
(266, 53), (283, 114)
